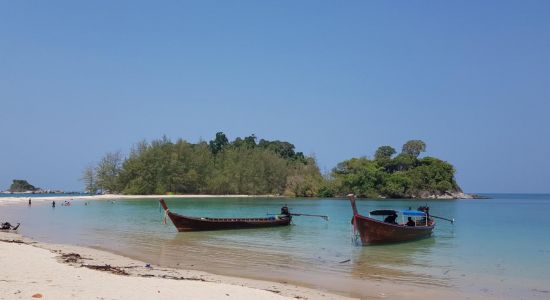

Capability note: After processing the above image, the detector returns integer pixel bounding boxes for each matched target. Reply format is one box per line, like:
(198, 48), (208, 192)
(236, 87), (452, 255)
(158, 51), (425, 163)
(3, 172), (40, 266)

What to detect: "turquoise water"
(1, 194), (549, 298)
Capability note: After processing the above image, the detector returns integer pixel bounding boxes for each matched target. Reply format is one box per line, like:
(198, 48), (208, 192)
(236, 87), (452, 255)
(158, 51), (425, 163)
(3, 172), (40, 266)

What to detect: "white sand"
(0, 194), (281, 206)
(0, 232), (352, 300)
(0, 232), (510, 300)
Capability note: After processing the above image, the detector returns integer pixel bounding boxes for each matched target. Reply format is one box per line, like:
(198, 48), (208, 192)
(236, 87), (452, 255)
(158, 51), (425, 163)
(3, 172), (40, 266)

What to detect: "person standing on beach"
(28, 198), (31, 206)
(52, 201), (56, 208)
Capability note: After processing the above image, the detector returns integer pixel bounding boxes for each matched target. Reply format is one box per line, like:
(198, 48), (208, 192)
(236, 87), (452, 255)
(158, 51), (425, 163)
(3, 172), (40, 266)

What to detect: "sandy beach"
(0, 194), (282, 206)
(1, 197), (540, 300)
(0, 231), (350, 300)
(0, 195), (520, 300)
(0, 230), (510, 300)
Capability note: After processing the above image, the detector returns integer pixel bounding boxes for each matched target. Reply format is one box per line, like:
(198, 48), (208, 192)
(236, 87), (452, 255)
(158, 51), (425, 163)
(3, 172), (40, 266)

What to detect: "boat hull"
(167, 213), (291, 232)
(160, 199), (291, 232)
(353, 214), (434, 245)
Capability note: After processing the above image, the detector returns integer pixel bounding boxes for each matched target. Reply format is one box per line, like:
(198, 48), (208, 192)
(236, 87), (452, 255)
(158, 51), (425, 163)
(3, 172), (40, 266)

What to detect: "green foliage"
(284, 157), (324, 197)
(89, 133), (323, 196)
(401, 140), (426, 158)
(404, 156), (458, 195)
(374, 146), (396, 161)
(9, 179), (37, 192)
(80, 165), (98, 194)
(83, 136), (462, 199)
(209, 132), (229, 154)
(95, 151), (123, 193)
(380, 173), (411, 198)
(387, 153), (417, 172)
(328, 141), (460, 198)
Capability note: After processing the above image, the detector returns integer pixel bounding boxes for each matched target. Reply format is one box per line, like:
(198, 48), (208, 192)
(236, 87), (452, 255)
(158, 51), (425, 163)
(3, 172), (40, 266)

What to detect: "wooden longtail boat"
(348, 194), (435, 245)
(159, 199), (291, 232)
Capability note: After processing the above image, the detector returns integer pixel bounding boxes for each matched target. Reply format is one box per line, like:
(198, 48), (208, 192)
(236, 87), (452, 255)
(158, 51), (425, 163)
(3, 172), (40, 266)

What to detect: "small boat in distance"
(159, 199), (292, 232)
(348, 194), (435, 245)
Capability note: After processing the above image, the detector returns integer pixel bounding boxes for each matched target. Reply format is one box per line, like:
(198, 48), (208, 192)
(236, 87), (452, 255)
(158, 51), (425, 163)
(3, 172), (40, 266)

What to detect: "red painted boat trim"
(348, 194), (434, 245)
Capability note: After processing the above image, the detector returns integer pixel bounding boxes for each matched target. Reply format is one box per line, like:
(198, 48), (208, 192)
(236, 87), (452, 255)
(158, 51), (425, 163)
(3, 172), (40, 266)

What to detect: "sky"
(1, 1), (549, 193)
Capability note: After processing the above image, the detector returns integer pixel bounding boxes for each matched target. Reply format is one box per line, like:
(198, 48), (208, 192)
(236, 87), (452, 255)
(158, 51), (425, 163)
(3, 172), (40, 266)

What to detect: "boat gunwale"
(354, 213), (435, 230)
(167, 211), (289, 223)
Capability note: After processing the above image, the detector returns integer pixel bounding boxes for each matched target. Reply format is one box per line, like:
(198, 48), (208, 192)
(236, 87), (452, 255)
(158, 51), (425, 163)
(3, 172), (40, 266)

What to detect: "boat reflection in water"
(349, 237), (450, 287)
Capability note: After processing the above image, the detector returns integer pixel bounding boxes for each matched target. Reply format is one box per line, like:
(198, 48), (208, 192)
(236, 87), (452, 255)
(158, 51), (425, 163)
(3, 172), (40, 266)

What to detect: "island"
(82, 133), (471, 199)
(8, 179), (38, 193)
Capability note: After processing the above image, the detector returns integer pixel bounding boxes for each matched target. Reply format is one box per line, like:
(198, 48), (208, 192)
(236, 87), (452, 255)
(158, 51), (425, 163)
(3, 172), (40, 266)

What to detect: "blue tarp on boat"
(401, 210), (426, 216)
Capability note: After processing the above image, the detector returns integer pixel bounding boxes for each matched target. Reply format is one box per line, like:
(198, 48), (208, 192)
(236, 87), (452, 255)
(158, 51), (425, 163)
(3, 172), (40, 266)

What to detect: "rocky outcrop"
(406, 188), (475, 199)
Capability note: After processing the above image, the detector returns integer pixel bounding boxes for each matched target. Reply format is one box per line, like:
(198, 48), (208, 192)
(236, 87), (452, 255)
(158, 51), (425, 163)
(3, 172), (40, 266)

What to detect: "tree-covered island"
(8, 179), (38, 193)
(83, 133), (469, 199)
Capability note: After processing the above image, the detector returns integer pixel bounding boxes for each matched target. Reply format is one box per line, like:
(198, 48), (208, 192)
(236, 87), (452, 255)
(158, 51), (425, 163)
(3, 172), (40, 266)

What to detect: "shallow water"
(2, 194), (549, 298)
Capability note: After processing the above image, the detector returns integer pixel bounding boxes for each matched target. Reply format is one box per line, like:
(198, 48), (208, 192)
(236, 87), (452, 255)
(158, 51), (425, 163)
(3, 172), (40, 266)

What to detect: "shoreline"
(0, 194), (283, 205)
(0, 231), (351, 300)
(1, 195), (534, 300)
(0, 231), (508, 300)
(0, 192), (481, 205)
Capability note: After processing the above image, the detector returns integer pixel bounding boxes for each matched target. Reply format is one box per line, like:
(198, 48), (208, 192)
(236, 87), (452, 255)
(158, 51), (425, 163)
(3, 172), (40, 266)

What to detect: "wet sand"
(2, 197), (544, 299)
(0, 231), (511, 300)
(0, 231), (349, 300)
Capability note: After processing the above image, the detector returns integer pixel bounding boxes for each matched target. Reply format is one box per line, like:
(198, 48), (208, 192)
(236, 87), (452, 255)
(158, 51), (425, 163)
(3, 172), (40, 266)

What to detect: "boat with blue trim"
(348, 194), (435, 245)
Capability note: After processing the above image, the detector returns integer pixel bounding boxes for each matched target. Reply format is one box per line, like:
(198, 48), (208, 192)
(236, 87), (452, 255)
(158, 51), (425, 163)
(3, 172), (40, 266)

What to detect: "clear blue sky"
(1, 1), (549, 193)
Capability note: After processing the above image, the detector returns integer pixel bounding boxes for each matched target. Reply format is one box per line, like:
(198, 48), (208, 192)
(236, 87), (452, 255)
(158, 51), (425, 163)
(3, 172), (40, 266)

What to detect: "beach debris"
(0, 239), (25, 244)
(142, 274), (206, 281)
(31, 293), (43, 298)
(61, 253), (82, 263)
(338, 259), (351, 264)
(82, 264), (129, 276)
(145, 263), (152, 269)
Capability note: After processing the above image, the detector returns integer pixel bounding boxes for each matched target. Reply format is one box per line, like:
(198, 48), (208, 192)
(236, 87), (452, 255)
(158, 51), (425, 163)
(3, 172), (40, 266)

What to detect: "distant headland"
(80, 133), (475, 199)
(2, 179), (80, 195)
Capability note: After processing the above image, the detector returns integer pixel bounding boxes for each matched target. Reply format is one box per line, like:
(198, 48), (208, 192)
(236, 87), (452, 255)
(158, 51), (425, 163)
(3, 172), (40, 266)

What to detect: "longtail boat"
(159, 199), (292, 232)
(348, 194), (435, 245)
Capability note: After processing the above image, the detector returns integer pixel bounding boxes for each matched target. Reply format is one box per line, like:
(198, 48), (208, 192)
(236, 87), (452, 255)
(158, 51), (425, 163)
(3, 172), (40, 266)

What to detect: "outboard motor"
(280, 205), (290, 217)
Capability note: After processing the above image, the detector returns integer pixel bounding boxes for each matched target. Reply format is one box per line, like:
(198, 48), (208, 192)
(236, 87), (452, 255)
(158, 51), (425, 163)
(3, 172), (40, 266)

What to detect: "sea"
(1, 194), (549, 299)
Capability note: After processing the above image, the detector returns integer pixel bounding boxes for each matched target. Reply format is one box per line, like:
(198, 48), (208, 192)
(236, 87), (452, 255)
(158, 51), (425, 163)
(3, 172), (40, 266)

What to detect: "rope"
(162, 209), (170, 225)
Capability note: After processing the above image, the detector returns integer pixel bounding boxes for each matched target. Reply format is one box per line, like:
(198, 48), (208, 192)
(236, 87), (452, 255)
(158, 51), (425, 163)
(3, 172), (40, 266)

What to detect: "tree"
(96, 151), (123, 193)
(401, 140), (426, 158)
(81, 165), (97, 194)
(388, 153), (417, 172)
(243, 134), (257, 148)
(209, 132), (229, 154)
(258, 139), (296, 159)
(374, 146), (396, 161)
